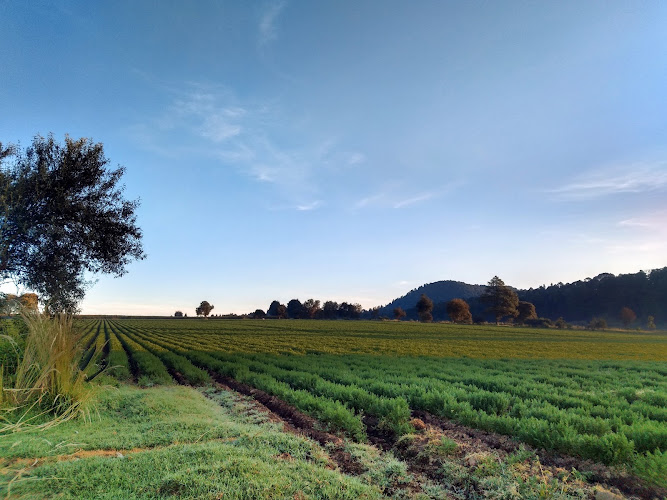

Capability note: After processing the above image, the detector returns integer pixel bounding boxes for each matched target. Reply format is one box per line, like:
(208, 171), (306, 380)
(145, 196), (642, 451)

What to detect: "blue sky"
(1, 1), (666, 315)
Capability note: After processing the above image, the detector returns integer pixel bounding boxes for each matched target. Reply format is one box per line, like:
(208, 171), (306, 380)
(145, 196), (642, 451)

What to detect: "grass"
(1, 315), (94, 434)
(1, 384), (386, 499)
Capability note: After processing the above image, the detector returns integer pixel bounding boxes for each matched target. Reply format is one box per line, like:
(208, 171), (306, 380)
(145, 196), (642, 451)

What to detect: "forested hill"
(380, 280), (486, 314)
(380, 268), (667, 326)
(518, 267), (667, 325)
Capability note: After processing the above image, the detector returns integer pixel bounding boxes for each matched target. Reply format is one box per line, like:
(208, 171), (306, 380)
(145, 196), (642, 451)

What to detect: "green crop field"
(73, 319), (667, 487)
(4, 318), (666, 498)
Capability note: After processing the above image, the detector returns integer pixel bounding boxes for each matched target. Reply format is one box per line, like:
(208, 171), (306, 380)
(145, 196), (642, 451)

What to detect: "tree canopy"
(0, 135), (144, 312)
(480, 276), (519, 324)
(416, 294), (433, 323)
(196, 301), (214, 318)
(446, 298), (472, 324)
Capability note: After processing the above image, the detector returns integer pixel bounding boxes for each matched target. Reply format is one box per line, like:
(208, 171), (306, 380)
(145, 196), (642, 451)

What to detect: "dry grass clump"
(1, 313), (94, 434)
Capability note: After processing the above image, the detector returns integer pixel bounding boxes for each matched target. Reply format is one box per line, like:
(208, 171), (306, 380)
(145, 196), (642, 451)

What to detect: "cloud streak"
(552, 161), (667, 200)
(258, 1), (286, 47)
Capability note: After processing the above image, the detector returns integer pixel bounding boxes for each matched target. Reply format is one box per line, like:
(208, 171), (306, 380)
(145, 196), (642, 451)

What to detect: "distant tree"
(174, 311), (184, 318)
(393, 306), (407, 321)
(647, 315), (656, 330)
(416, 294), (434, 323)
(275, 304), (287, 319)
(338, 302), (362, 319)
(195, 306), (202, 317)
(445, 298), (472, 324)
(322, 301), (339, 319)
(198, 300), (214, 318)
(516, 301), (538, 324)
(287, 299), (305, 319)
(303, 299), (321, 319)
(253, 309), (266, 319)
(554, 317), (567, 329)
(480, 276), (519, 324)
(620, 307), (636, 328)
(369, 306), (381, 320)
(589, 317), (607, 330)
(268, 300), (287, 318)
(184, 313), (187, 317)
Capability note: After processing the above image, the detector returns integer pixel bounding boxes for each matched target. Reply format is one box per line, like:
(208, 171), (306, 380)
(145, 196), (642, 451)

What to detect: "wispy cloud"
(258, 1), (286, 47)
(618, 211), (667, 231)
(355, 181), (463, 210)
(132, 82), (362, 211)
(393, 192), (434, 209)
(551, 161), (667, 200)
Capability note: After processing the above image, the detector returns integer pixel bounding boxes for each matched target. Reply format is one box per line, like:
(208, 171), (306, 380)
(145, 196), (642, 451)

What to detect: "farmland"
(3, 318), (667, 498)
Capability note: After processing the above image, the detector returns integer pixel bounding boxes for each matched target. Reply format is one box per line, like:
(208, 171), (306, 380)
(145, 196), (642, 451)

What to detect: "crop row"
(102, 319), (667, 481)
(137, 326), (665, 468)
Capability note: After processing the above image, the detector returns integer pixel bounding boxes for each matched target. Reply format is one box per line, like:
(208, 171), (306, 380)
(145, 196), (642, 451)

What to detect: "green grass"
(1, 384), (384, 499)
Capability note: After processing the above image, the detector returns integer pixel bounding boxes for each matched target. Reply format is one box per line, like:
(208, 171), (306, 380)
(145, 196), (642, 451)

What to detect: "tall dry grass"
(1, 313), (94, 434)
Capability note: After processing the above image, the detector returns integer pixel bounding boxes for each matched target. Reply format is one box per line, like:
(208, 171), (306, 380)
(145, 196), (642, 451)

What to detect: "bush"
(524, 317), (553, 328)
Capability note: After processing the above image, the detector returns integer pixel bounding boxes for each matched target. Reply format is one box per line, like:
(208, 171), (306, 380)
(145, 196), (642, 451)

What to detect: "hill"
(379, 280), (485, 316)
(379, 267), (667, 326)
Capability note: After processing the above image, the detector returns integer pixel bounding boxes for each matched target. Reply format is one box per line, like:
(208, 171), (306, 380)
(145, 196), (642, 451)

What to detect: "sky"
(1, 1), (666, 315)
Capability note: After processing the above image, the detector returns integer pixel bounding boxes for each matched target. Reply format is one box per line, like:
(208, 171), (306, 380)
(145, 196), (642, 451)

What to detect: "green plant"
(1, 313), (94, 433)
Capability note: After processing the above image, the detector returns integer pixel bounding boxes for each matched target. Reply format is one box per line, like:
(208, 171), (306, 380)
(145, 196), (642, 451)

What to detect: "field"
(2, 319), (666, 499)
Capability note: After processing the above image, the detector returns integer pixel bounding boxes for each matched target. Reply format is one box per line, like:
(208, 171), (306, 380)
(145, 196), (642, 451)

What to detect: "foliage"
(589, 317), (608, 330)
(1, 314), (93, 433)
(480, 276), (519, 323)
(174, 311), (183, 318)
(393, 307), (406, 321)
(620, 306), (637, 328)
(0, 293), (38, 315)
(0, 135), (144, 312)
(268, 300), (287, 319)
(287, 299), (305, 319)
(195, 300), (214, 318)
(446, 298), (472, 324)
(516, 301), (537, 324)
(303, 299), (321, 319)
(520, 268), (667, 326)
(554, 317), (568, 329)
(252, 309), (266, 319)
(647, 315), (656, 330)
(416, 294), (433, 323)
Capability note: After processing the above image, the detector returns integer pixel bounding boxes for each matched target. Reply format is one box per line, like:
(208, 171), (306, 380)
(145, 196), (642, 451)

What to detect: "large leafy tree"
(197, 301), (214, 318)
(480, 276), (519, 324)
(0, 135), (144, 312)
(516, 301), (537, 324)
(446, 298), (472, 324)
(416, 294), (433, 323)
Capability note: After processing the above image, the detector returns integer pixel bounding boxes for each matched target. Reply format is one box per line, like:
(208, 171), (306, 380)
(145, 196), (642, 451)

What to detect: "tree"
(393, 306), (406, 321)
(287, 299), (304, 319)
(253, 309), (266, 319)
(480, 276), (519, 324)
(416, 294), (433, 323)
(0, 135), (144, 313)
(516, 301), (537, 324)
(589, 317), (607, 330)
(369, 306), (381, 320)
(174, 311), (184, 318)
(620, 307), (636, 328)
(446, 298), (472, 324)
(303, 299), (321, 319)
(198, 300), (214, 318)
(647, 315), (656, 330)
(322, 301), (339, 319)
(267, 300), (287, 318)
(554, 317), (567, 329)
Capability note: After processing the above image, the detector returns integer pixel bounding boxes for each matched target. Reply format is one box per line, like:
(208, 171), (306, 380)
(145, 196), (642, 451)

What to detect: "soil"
(209, 374), (366, 476)
(413, 410), (667, 500)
